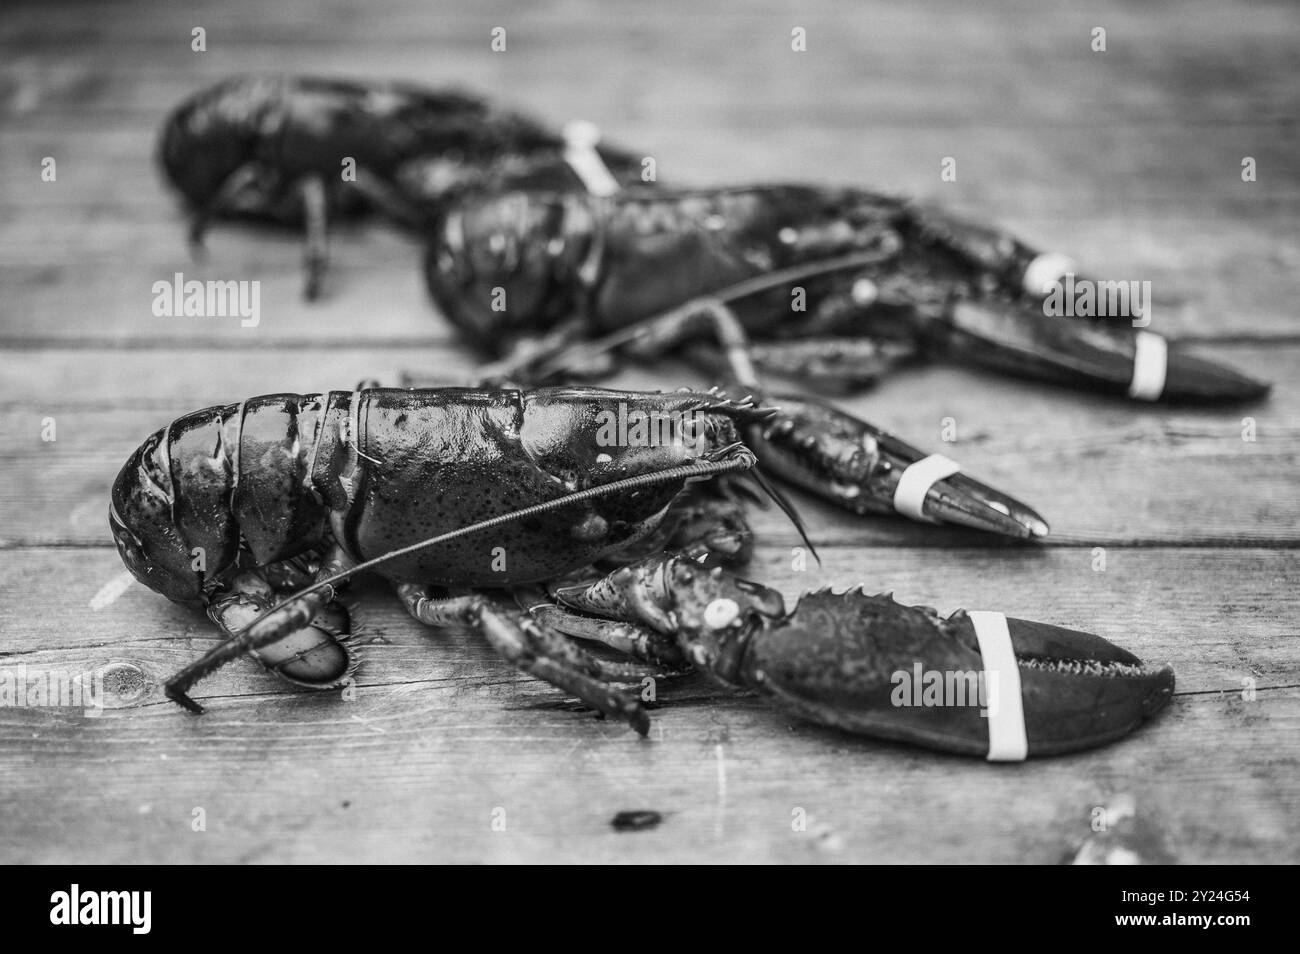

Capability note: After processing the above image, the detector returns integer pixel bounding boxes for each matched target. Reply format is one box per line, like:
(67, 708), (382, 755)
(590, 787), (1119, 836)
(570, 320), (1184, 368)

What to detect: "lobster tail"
(110, 408), (236, 603)
(109, 395), (336, 603)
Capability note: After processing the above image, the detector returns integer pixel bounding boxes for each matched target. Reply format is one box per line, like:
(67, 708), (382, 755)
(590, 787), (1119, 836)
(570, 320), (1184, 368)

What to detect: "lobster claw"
(743, 589), (1175, 758)
(749, 391), (1050, 539)
(557, 556), (1173, 757)
(940, 299), (1270, 404)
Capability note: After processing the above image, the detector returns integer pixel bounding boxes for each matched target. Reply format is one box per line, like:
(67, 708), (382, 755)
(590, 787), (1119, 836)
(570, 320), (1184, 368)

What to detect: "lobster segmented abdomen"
(231, 394), (336, 563)
(110, 394), (338, 604)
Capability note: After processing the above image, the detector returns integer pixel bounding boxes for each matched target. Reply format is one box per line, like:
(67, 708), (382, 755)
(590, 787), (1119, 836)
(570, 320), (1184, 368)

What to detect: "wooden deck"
(1, 0), (1296, 863)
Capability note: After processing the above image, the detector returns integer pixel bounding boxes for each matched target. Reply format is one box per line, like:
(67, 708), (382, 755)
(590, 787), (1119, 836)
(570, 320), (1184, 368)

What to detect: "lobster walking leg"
(691, 336), (920, 394)
(499, 294), (764, 390)
(394, 584), (480, 628)
(187, 162), (263, 253)
(394, 584), (651, 733)
(401, 583), (669, 679)
(523, 601), (685, 670)
(300, 174), (330, 301)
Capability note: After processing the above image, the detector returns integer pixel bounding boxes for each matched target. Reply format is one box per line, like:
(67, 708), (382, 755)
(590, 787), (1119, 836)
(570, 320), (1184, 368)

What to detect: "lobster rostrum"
(109, 386), (1172, 758)
(421, 183), (1269, 404)
(159, 75), (645, 298)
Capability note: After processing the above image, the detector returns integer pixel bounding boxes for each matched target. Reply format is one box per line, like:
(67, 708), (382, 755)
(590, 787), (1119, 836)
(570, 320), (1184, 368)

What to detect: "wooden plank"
(1, 0), (1295, 868)
(6, 125), (1296, 213)
(6, 691), (1294, 863)
(2, 0), (1297, 128)
(0, 343), (1294, 548)
(0, 546), (1295, 863)
(4, 545), (1296, 692)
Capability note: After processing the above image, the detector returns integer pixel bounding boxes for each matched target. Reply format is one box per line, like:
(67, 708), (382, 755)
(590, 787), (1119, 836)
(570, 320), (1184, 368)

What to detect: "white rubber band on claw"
(1022, 252), (1077, 295)
(968, 610), (1028, 762)
(563, 120), (621, 197)
(1128, 331), (1168, 401)
(892, 454), (960, 522)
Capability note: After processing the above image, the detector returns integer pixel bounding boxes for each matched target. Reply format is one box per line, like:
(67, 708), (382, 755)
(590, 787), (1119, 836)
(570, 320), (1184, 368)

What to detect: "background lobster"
(109, 385), (1173, 759)
(419, 183), (1272, 404)
(156, 75), (1270, 405)
(159, 75), (647, 299)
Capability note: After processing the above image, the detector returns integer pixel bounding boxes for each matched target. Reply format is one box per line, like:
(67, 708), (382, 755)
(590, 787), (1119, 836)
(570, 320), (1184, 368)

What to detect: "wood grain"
(0, 0), (1296, 864)
(1, 547), (1296, 864)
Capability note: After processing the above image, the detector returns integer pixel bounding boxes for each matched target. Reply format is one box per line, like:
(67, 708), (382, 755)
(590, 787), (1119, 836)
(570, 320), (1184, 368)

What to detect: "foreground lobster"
(109, 386), (1173, 758)
(158, 75), (645, 298)
(421, 183), (1270, 404)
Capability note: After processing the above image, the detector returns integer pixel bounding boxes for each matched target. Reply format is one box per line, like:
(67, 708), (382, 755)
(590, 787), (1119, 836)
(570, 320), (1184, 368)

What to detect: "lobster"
(109, 386), (1173, 758)
(158, 75), (646, 298)
(157, 76), (1267, 403)
(417, 183), (1270, 404)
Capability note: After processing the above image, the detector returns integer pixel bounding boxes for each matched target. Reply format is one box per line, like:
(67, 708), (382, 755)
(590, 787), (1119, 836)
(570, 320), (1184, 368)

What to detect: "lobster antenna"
(714, 249), (894, 306)
(532, 249), (894, 381)
(749, 465), (820, 566)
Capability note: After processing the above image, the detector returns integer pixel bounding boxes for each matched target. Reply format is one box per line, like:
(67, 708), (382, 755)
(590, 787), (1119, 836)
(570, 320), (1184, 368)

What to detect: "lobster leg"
(179, 161), (336, 302)
(749, 388), (1050, 537)
(520, 296), (762, 387)
(900, 205), (1270, 402)
(186, 161), (264, 254)
(688, 336), (920, 395)
(523, 600), (686, 670)
(684, 299), (1049, 537)
(556, 553), (1175, 758)
(932, 296), (1269, 403)
(299, 174), (330, 301)
(402, 290), (754, 391)
(394, 584), (651, 733)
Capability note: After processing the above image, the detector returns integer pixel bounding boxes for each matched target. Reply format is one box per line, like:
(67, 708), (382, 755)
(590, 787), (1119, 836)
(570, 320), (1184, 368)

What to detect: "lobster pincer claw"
(749, 391), (1050, 539)
(556, 556), (1173, 757)
(941, 299), (1271, 404)
(744, 591), (1175, 758)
